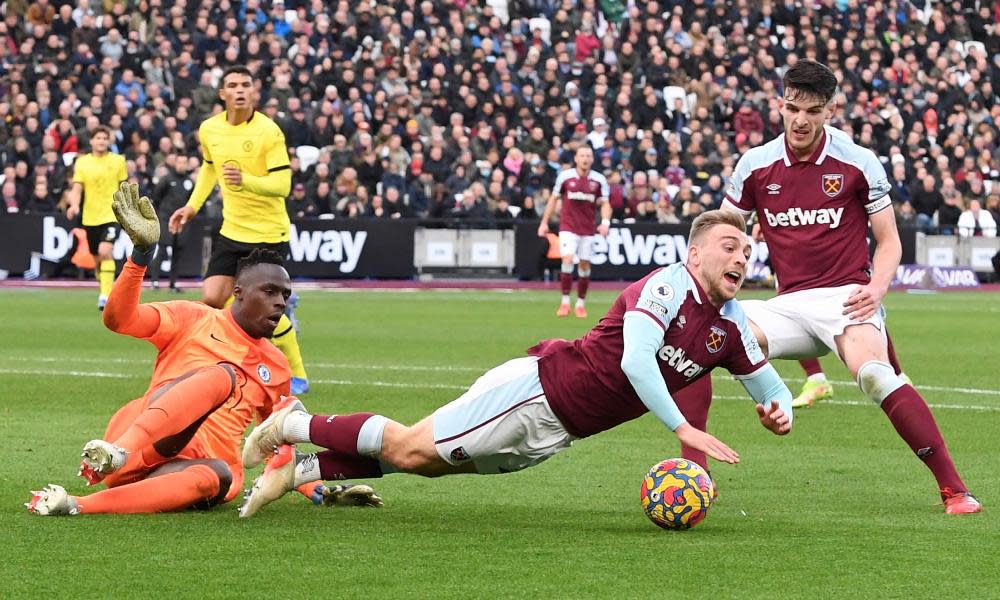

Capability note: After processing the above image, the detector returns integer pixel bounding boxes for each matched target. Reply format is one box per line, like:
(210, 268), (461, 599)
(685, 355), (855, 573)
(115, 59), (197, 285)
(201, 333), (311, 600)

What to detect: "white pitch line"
(0, 368), (135, 379)
(5, 356), (1000, 397)
(2, 368), (998, 412)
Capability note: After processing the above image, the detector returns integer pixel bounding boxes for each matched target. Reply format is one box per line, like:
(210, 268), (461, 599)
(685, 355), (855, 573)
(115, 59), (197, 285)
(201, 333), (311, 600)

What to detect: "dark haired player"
(167, 65), (310, 395)
(238, 211), (794, 518)
(27, 184), (380, 515)
(696, 60), (979, 514)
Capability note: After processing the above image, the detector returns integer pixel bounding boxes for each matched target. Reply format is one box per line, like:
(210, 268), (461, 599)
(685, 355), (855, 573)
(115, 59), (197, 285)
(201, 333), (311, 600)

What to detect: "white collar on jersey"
(782, 124), (832, 167)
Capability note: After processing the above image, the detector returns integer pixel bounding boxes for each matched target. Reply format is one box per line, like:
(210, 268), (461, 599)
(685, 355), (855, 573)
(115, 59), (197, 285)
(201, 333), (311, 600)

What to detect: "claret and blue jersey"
(532, 263), (783, 438)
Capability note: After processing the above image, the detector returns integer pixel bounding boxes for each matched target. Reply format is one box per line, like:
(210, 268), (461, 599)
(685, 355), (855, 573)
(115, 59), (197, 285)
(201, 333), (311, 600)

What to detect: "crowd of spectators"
(1, 0), (999, 236)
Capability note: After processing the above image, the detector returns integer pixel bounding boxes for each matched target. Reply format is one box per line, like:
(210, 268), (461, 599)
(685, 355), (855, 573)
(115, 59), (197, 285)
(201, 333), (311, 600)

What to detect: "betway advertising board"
(0, 215), (415, 279)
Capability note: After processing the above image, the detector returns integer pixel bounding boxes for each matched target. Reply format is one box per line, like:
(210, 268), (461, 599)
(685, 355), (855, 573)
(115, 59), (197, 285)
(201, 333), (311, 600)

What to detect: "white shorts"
(432, 356), (576, 474)
(741, 285), (887, 360)
(558, 231), (595, 262)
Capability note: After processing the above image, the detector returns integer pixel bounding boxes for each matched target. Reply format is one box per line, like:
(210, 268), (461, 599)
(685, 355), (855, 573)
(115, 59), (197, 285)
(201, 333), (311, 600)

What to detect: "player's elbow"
(102, 305), (123, 332)
(620, 354), (645, 381)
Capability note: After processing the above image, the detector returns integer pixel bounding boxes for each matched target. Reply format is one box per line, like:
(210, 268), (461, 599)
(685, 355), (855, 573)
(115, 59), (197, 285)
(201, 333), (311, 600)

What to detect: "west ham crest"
(822, 173), (844, 197)
(706, 326), (727, 354)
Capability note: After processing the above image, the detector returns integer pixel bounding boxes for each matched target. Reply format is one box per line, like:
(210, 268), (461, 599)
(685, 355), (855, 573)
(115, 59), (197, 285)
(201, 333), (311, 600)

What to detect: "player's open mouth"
(724, 271), (741, 285)
(266, 313), (282, 325)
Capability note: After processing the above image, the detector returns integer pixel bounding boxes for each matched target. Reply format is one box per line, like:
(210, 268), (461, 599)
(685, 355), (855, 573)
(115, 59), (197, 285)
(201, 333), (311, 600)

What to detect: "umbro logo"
(766, 183), (781, 195)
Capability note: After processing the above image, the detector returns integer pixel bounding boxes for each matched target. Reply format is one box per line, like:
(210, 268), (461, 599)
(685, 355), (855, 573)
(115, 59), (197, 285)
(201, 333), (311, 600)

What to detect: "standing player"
(537, 145), (612, 318)
(26, 184), (380, 515)
(66, 126), (128, 311)
(708, 60), (978, 513)
(237, 211), (795, 518)
(168, 66), (310, 395)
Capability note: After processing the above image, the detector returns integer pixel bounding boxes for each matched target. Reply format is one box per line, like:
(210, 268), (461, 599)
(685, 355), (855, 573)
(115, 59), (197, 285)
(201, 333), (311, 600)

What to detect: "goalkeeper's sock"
(98, 260), (116, 298)
(111, 364), (236, 455)
(271, 313), (308, 380)
(75, 464), (222, 514)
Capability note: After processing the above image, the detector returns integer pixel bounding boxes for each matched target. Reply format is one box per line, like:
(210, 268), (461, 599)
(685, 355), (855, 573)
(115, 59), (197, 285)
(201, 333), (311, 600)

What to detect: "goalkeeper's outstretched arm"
(103, 182), (162, 338)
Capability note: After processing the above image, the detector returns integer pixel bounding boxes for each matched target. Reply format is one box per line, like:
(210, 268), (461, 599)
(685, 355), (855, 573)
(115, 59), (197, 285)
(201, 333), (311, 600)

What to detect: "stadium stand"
(0, 0), (998, 234)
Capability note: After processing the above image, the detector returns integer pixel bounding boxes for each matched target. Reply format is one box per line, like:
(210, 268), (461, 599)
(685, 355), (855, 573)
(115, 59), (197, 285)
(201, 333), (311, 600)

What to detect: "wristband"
(131, 244), (157, 267)
(601, 219), (611, 227)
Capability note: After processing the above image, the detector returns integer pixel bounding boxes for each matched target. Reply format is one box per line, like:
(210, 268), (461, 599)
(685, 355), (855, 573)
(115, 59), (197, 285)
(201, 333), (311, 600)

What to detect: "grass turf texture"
(1, 287), (997, 599)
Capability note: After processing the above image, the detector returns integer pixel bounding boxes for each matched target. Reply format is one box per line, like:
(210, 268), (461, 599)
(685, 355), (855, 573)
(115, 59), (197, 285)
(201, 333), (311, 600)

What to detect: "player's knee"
(857, 360), (905, 405)
(560, 262), (574, 274)
(188, 461), (232, 509)
(578, 266), (591, 278)
(211, 363), (239, 396)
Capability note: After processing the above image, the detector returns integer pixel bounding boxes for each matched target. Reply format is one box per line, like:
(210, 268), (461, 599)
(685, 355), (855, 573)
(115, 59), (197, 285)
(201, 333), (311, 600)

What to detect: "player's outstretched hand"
(111, 182), (160, 250)
(756, 400), (791, 435)
(674, 423), (740, 464)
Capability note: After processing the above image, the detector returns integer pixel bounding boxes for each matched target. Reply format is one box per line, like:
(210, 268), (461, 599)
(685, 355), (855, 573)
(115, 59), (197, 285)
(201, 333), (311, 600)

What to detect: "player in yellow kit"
(169, 66), (309, 394)
(66, 126), (128, 310)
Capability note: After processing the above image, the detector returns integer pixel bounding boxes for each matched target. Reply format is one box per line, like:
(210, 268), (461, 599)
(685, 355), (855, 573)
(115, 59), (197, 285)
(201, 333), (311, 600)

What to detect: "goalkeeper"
(26, 183), (381, 515)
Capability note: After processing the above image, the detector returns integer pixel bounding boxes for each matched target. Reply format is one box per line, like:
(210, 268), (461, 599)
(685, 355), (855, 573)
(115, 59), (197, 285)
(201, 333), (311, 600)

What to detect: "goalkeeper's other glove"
(111, 181), (160, 266)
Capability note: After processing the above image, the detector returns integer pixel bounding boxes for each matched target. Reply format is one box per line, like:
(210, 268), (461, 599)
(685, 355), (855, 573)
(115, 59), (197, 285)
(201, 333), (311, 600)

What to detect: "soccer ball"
(640, 458), (715, 530)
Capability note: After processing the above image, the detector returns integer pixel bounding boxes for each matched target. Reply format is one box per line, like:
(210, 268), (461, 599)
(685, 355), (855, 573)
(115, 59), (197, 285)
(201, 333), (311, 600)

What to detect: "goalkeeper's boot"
(78, 440), (128, 485)
(242, 395), (305, 468)
(26, 484), (79, 516)
(790, 379), (834, 408)
(239, 444), (299, 518)
(942, 487), (982, 515)
(322, 483), (384, 508)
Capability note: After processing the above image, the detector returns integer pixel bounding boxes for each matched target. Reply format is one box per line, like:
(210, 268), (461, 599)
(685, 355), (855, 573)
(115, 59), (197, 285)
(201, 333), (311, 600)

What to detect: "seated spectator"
(957, 199), (998, 238)
(938, 180), (963, 235)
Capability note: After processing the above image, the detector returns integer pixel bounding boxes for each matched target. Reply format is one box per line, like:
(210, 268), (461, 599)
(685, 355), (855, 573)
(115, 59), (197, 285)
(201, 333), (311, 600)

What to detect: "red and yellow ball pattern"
(640, 458), (715, 530)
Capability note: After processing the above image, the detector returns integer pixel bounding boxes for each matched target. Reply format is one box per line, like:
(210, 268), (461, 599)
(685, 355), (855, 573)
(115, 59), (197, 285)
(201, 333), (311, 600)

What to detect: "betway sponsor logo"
(43, 217), (136, 260)
(763, 206), (843, 228)
(591, 229), (688, 266)
(288, 225), (367, 273)
(566, 191), (596, 202)
(656, 344), (706, 379)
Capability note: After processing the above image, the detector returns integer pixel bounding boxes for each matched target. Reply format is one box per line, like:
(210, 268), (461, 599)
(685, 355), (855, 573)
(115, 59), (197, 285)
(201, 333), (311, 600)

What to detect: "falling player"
(537, 144), (612, 318)
(238, 210), (795, 518)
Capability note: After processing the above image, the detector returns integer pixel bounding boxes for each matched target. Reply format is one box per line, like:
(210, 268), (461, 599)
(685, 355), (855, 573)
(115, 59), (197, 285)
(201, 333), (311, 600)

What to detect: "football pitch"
(2, 286), (997, 598)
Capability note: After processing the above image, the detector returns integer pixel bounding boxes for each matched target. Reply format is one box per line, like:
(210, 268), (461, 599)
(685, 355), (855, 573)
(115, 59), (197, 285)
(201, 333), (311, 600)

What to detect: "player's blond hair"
(688, 210), (748, 245)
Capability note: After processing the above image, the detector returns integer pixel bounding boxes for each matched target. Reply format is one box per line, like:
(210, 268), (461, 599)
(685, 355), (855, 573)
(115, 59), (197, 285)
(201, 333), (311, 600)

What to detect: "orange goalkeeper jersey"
(106, 261), (291, 468)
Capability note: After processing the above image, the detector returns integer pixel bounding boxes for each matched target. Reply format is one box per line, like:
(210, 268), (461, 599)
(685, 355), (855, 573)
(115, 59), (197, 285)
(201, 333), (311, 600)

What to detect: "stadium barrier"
(0, 215), (920, 281)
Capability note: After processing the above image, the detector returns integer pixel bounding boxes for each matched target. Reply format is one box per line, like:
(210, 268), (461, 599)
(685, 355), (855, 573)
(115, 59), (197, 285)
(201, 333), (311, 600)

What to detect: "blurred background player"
(536, 145), (611, 318)
(168, 66), (310, 395)
(26, 184), (379, 515)
(65, 126), (128, 311)
(237, 211), (794, 518)
(149, 152), (192, 293)
(713, 60), (978, 514)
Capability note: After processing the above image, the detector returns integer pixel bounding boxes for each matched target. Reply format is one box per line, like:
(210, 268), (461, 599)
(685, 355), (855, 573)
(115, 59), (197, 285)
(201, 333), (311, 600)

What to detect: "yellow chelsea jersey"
(192, 111), (291, 243)
(72, 152), (128, 226)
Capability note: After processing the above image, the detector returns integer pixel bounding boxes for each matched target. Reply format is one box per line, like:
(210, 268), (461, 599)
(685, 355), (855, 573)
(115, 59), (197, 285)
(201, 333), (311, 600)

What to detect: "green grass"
(1, 287), (998, 599)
